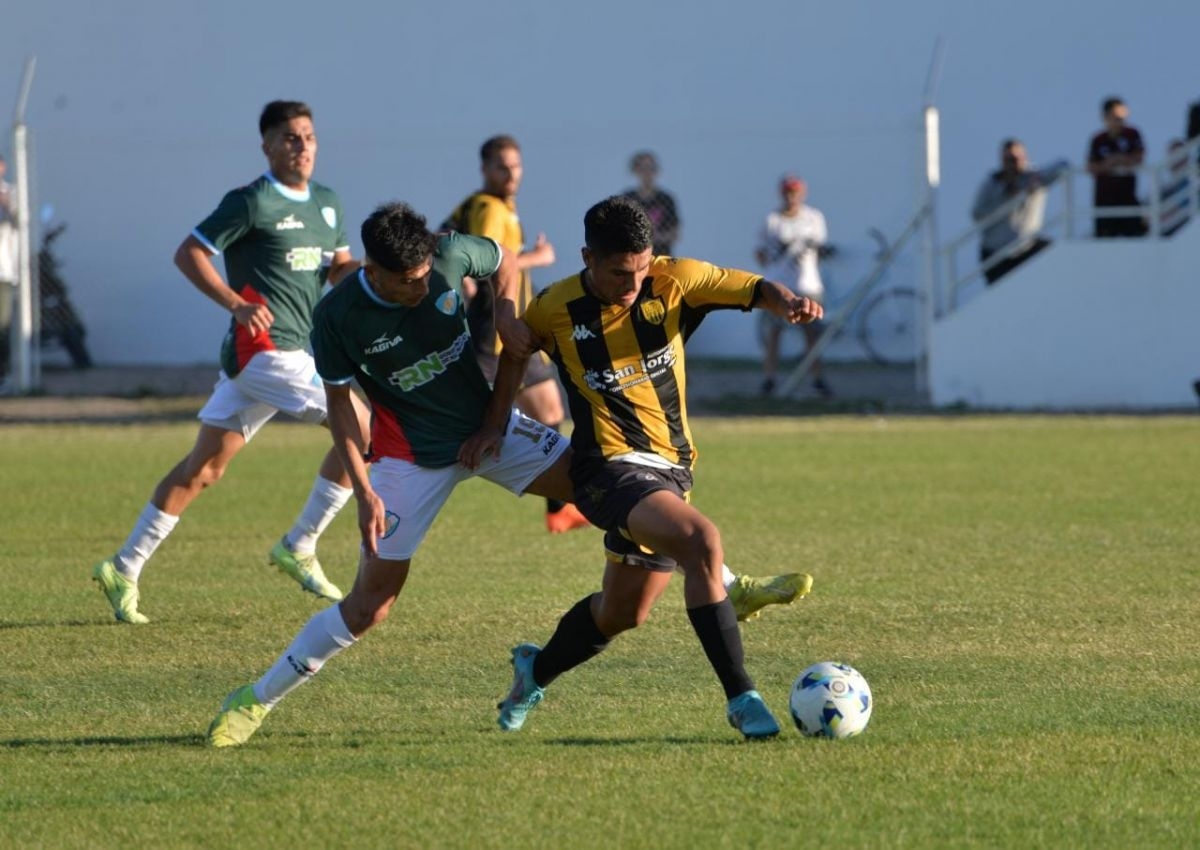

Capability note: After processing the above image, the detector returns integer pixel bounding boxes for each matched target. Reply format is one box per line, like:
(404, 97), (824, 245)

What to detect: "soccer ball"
(790, 661), (873, 739)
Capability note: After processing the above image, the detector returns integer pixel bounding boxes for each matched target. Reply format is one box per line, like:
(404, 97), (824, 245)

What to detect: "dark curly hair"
(361, 202), (438, 273)
(584, 196), (653, 258)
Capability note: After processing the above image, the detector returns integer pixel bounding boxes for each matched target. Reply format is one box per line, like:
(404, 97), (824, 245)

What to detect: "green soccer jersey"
(311, 232), (502, 467)
(192, 172), (348, 376)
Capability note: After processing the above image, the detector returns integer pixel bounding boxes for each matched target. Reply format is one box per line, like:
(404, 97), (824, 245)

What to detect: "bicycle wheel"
(857, 287), (924, 366)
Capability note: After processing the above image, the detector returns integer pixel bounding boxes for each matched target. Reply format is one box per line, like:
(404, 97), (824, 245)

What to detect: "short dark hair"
(259, 100), (313, 136)
(480, 134), (520, 164)
(584, 196), (653, 257)
(361, 202), (439, 273)
(1102, 97), (1125, 116)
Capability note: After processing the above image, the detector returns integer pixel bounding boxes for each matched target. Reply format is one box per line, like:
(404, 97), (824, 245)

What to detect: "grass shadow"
(4, 734), (205, 749)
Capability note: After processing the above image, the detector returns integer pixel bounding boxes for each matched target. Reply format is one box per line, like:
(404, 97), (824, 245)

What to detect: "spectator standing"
(621, 151), (681, 255)
(754, 174), (832, 398)
(971, 139), (1066, 284)
(1087, 97), (1146, 238)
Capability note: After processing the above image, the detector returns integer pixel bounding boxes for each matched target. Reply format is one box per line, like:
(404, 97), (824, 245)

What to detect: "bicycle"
(757, 228), (925, 367)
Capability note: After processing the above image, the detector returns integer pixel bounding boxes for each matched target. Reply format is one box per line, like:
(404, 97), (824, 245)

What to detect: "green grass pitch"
(1, 416), (1198, 848)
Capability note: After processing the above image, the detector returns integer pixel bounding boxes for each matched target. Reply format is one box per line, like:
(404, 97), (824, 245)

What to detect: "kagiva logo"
(365, 332), (404, 354)
(275, 214), (306, 230)
(583, 369), (605, 390)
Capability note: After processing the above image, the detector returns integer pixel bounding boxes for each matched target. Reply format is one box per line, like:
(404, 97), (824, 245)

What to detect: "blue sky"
(4, 0), (1195, 361)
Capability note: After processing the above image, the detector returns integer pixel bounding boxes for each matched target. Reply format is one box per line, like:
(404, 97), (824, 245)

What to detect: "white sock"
(253, 605), (357, 709)
(114, 503), (180, 582)
(285, 476), (353, 555)
(676, 563), (738, 588)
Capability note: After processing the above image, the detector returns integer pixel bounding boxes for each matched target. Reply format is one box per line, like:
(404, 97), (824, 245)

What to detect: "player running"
(91, 100), (370, 624)
(466, 196), (823, 738)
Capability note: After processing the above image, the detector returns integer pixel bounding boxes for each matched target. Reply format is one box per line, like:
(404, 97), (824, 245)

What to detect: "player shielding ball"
(463, 196), (823, 738)
(205, 202), (812, 747)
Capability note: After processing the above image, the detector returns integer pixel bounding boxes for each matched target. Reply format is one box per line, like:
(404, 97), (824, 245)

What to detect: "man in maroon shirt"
(1087, 97), (1146, 238)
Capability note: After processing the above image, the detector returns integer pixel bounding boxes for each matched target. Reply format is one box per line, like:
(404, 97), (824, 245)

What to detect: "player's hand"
(526, 233), (555, 268)
(785, 296), (823, 325)
(233, 302), (274, 335)
(458, 425), (504, 470)
(356, 489), (388, 557)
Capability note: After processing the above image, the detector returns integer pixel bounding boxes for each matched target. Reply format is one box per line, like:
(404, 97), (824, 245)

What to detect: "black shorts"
(572, 459), (694, 572)
(476, 350), (557, 389)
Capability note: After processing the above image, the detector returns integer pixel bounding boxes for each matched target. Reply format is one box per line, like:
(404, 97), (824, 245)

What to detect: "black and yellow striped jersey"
(523, 256), (761, 470)
(442, 191), (532, 356)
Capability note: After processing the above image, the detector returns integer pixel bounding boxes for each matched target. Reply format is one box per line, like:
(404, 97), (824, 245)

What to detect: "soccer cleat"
(727, 572), (813, 622)
(92, 559), (149, 624)
(497, 643), (545, 731)
(546, 502), (591, 534)
(727, 690), (781, 740)
(207, 685), (270, 748)
(269, 538), (343, 601)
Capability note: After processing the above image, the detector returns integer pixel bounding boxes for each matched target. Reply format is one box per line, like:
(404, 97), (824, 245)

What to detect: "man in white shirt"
(754, 174), (832, 397)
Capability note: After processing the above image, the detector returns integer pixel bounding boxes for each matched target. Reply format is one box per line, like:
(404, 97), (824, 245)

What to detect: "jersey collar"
(265, 171), (311, 202)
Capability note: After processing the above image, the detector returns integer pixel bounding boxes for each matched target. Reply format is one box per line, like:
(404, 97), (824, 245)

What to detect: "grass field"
(2, 416), (1198, 849)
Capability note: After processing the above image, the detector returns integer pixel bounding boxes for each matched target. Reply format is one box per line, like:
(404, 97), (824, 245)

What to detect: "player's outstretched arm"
(755, 279), (823, 325)
(325, 382), (386, 555)
(458, 348), (530, 471)
(174, 234), (274, 334)
(490, 246), (537, 358)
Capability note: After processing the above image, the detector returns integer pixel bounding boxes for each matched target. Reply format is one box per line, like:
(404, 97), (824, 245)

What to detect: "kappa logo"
(275, 214), (306, 231)
(572, 324), (597, 341)
(365, 332), (404, 354)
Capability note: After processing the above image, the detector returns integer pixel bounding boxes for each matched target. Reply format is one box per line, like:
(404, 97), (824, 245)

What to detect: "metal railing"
(941, 134), (1200, 312)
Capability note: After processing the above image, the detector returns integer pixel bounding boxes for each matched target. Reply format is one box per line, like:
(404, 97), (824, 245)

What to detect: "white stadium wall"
(929, 223), (1200, 409)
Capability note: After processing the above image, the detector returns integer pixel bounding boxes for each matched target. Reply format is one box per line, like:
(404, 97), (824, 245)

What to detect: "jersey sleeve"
(310, 299), (358, 385)
(193, 188), (253, 254)
(670, 257), (761, 310)
(452, 232), (502, 278)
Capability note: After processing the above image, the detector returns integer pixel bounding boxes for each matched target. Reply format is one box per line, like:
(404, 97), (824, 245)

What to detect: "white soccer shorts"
(198, 349), (328, 441)
(370, 410), (568, 561)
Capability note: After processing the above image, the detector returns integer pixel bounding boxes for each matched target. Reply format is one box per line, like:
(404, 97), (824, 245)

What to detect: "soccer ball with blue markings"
(790, 662), (873, 739)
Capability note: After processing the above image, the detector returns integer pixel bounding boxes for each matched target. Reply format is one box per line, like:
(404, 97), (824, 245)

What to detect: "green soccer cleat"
(92, 559), (149, 624)
(727, 690), (781, 740)
(497, 643), (545, 732)
(269, 537), (343, 601)
(207, 685), (271, 748)
(727, 572), (813, 622)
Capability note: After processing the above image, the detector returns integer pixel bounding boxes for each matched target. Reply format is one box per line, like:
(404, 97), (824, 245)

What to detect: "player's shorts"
(369, 409), (568, 561)
(476, 349), (558, 389)
(572, 460), (694, 573)
(197, 349), (327, 441)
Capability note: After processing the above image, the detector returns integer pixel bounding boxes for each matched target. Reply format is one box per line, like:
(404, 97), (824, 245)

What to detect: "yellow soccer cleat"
(92, 559), (149, 624)
(269, 538), (343, 601)
(727, 572), (813, 622)
(207, 685), (270, 748)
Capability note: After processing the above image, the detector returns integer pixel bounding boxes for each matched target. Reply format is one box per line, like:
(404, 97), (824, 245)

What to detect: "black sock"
(532, 594), (610, 687)
(687, 599), (754, 699)
(545, 422), (566, 513)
